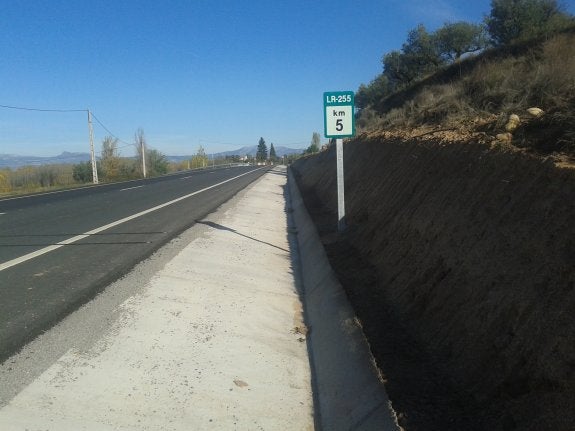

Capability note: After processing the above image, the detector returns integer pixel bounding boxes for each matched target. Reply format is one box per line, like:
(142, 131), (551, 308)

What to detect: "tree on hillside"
(256, 137), (268, 162)
(486, 0), (573, 45)
(269, 143), (277, 162)
(402, 24), (446, 75)
(435, 21), (488, 61)
(382, 50), (414, 88)
(356, 74), (390, 109)
(382, 24), (445, 88)
(100, 136), (120, 181)
(362, 21), (487, 109)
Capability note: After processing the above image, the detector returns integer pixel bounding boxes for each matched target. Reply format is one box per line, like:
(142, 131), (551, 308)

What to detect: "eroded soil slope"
(292, 131), (575, 431)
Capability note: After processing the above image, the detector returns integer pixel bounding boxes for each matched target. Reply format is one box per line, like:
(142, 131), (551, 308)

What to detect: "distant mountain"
(0, 152), (91, 169)
(0, 146), (303, 169)
(215, 146), (256, 158)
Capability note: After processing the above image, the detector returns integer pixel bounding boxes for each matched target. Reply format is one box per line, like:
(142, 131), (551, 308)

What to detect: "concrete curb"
(287, 167), (400, 431)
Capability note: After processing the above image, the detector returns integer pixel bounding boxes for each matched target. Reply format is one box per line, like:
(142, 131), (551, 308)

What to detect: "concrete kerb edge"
(287, 167), (400, 431)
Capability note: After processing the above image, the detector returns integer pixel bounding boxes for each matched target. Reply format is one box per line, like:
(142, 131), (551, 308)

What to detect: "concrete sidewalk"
(0, 166), (400, 431)
(0, 167), (314, 430)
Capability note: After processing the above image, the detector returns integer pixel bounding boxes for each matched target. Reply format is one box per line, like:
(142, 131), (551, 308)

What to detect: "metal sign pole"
(336, 138), (345, 231)
(323, 90), (354, 233)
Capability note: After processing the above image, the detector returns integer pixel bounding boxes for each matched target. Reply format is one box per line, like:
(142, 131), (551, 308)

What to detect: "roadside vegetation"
(0, 130), (310, 198)
(0, 164), (79, 196)
(0, 129), (166, 197)
(355, 0), (575, 157)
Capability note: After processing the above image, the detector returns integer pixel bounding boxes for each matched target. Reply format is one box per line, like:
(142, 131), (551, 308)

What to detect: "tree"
(356, 74), (390, 110)
(73, 161), (95, 183)
(382, 24), (446, 89)
(305, 132), (321, 154)
(147, 149), (168, 176)
(435, 22), (488, 61)
(191, 145), (208, 168)
(486, 0), (573, 45)
(269, 143), (277, 162)
(256, 137), (268, 162)
(100, 136), (120, 181)
(382, 50), (413, 89)
(37, 165), (58, 187)
(402, 24), (445, 74)
(118, 159), (138, 179)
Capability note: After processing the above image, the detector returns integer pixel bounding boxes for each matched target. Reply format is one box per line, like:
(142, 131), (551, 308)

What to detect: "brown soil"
(291, 130), (575, 431)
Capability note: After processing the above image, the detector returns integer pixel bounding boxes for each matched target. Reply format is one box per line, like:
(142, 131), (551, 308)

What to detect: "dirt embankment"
(291, 132), (575, 431)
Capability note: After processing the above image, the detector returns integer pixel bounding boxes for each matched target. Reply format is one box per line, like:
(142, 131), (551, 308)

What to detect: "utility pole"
(141, 138), (147, 178)
(87, 110), (99, 184)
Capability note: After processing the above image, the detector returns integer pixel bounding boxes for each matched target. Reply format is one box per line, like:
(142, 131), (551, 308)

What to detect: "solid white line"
(120, 185), (144, 191)
(0, 184), (100, 202)
(0, 168), (263, 272)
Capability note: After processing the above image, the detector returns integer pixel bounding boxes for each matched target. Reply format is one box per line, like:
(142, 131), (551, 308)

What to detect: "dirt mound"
(291, 131), (575, 430)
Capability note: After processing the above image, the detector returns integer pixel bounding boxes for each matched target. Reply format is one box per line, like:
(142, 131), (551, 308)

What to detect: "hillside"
(357, 28), (575, 162)
(291, 30), (575, 431)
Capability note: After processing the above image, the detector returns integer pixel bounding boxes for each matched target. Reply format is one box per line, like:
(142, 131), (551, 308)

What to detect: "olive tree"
(435, 22), (488, 61)
(486, 0), (573, 45)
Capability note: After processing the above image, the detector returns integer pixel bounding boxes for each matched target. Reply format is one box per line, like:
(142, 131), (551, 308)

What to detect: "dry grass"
(361, 29), (575, 156)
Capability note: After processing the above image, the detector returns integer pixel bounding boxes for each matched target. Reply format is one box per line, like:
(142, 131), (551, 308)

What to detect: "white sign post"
(323, 91), (355, 232)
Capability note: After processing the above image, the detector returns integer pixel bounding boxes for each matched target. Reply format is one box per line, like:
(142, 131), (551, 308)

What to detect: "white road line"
(180, 176), (192, 180)
(0, 169), (263, 272)
(0, 184), (100, 202)
(120, 185), (144, 191)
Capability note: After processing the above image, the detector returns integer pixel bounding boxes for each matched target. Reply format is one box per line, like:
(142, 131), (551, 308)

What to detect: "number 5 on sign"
(324, 91), (355, 138)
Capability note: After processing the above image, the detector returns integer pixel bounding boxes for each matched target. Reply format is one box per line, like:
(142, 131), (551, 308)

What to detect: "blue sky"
(1, 0), (573, 157)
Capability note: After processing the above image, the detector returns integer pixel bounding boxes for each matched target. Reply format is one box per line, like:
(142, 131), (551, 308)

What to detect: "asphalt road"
(0, 165), (268, 362)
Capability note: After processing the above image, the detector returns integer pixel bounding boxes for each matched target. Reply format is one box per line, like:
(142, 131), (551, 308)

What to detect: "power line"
(0, 103), (86, 113)
(90, 112), (131, 146)
(0, 102), (132, 149)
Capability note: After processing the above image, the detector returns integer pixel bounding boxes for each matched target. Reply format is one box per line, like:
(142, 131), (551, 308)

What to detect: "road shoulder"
(0, 166), (313, 430)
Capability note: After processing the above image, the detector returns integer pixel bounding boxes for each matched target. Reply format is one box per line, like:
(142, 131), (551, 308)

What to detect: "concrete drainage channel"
(287, 168), (400, 431)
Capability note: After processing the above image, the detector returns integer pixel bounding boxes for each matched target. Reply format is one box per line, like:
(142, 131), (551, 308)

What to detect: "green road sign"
(323, 91), (355, 138)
